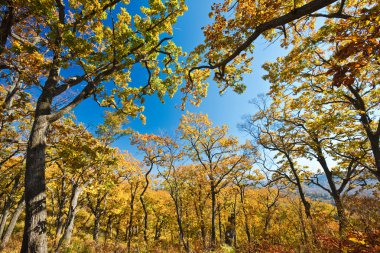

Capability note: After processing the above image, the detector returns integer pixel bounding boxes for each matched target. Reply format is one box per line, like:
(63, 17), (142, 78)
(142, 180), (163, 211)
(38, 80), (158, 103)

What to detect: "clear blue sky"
(73, 0), (288, 155)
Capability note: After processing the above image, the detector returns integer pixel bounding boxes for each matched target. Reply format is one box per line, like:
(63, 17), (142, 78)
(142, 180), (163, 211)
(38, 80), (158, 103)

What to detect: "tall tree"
(0, 1), (189, 251)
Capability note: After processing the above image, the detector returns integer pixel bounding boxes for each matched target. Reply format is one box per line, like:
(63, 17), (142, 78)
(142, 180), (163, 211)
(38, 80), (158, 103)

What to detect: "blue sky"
(73, 0), (288, 156)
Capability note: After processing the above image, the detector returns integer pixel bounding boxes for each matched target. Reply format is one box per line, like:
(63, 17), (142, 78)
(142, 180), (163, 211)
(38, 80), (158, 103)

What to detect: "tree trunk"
(140, 164), (153, 246)
(0, 173), (21, 238)
(93, 214), (100, 242)
(334, 196), (347, 237)
(56, 184), (83, 251)
(127, 190), (136, 253)
(105, 215), (113, 243)
(225, 214), (235, 246)
(22, 112), (51, 253)
(140, 196), (148, 244)
(172, 194), (189, 252)
(317, 155), (347, 237)
(239, 187), (251, 243)
(285, 153), (313, 220)
(298, 200), (308, 244)
(367, 137), (380, 181)
(0, 209), (9, 240)
(210, 185), (217, 248)
(154, 217), (163, 241)
(243, 210), (251, 243)
(263, 210), (271, 237)
(0, 194), (25, 250)
(55, 178), (67, 242)
(218, 205), (222, 243)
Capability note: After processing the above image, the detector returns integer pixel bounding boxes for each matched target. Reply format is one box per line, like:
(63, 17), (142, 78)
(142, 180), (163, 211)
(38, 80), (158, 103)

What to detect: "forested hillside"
(1, 0), (379, 252)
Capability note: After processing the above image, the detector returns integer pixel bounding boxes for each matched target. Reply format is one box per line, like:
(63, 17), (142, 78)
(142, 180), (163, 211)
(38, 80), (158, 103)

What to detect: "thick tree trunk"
(0, 194), (25, 250)
(22, 112), (51, 253)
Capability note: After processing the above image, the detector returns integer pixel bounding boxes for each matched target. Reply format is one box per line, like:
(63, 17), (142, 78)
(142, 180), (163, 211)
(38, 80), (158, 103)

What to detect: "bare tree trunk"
(22, 111), (51, 253)
(56, 184), (83, 252)
(0, 194), (25, 250)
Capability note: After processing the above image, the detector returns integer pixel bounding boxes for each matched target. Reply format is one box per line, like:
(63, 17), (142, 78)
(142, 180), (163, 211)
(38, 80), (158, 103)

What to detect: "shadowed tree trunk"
(22, 97), (52, 253)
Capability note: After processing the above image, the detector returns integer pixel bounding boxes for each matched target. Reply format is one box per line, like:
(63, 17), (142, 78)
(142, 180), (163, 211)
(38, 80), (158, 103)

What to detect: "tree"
(241, 96), (321, 245)
(262, 5), (380, 181)
(130, 133), (167, 247)
(178, 112), (256, 248)
(132, 133), (191, 251)
(254, 85), (369, 237)
(1, 1), (190, 251)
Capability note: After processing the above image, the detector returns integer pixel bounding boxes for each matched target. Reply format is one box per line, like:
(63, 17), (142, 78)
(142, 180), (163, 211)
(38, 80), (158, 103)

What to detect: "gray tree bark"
(0, 194), (25, 250)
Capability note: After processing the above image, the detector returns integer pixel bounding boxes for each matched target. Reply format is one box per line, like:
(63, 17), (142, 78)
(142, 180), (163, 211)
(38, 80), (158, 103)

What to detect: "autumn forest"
(1, 0), (380, 252)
